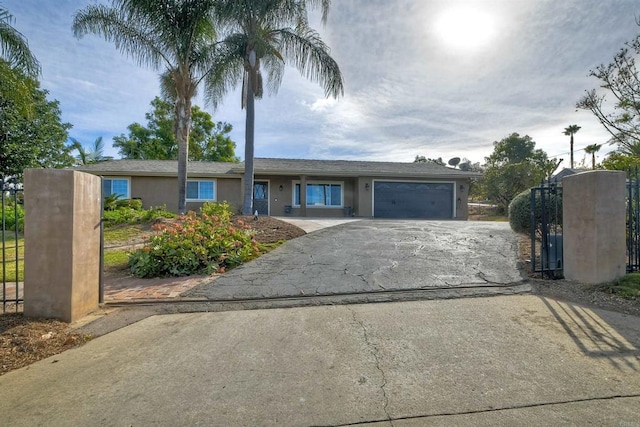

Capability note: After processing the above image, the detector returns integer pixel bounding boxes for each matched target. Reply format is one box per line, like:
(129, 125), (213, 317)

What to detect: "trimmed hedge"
(508, 188), (562, 235)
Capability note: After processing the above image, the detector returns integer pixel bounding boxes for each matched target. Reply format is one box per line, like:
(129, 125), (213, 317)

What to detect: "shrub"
(508, 188), (562, 235)
(128, 211), (259, 278)
(1, 200), (24, 232)
(103, 203), (176, 226)
(141, 205), (176, 222)
(200, 201), (233, 223)
(128, 198), (143, 210)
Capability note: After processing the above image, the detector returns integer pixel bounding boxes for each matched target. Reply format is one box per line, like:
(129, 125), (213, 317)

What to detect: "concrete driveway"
(185, 220), (525, 301)
(1, 296), (639, 426)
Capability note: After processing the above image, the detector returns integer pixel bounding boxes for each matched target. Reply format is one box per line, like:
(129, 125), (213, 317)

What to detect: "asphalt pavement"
(184, 220), (525, 301)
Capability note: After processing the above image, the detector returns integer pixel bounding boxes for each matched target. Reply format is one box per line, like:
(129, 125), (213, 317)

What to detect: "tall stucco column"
(563, 170), (626, 285)
(24, 169), (101, 322)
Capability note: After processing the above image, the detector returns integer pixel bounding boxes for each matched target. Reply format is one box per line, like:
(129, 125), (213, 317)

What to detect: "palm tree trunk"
(242, 71), (255, 215)
(570, 135), (574, 169)
(176, 95), (191, 214)
(592, 153), (596, 169)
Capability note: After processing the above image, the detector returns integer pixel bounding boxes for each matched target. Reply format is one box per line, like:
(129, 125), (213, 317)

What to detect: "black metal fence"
(2, 180), (23, 312)
(530, 179), (563, 278)
(627, 168), (640, 272)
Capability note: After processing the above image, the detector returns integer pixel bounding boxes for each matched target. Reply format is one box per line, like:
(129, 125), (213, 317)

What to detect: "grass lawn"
(0, 234), (24, 282)
(103, 250), (129, 271)
(0, 227), (143, 282)
(103, 224), (147, 243)
(602, 273), (640, 299)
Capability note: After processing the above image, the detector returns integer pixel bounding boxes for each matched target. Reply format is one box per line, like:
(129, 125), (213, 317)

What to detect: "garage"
(373, 181), (454, 219)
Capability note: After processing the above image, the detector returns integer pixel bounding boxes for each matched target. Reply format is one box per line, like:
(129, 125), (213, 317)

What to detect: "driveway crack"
(348, 307), (392, 424)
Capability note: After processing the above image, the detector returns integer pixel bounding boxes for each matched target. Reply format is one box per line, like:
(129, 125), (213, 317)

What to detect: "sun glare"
(434, 7), (497, 52)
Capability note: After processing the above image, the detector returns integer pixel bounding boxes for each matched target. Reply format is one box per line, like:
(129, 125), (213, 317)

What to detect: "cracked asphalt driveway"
(184, 220), (524, 300)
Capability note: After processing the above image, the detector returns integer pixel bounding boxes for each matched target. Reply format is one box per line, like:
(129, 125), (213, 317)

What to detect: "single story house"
(77, 158), (482, 219)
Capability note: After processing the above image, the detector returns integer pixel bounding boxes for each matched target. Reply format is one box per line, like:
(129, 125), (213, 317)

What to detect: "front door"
(253, 181), (269, 215)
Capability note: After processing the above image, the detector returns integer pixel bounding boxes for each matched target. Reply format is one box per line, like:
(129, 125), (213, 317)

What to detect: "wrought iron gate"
(530, 180), (563, 278)
(627, 168), (640, 272)
(2, 180), (23, 312)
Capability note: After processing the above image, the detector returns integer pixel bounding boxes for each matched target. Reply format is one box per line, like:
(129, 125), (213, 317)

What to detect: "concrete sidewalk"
(1, 295), (639, 425)
(273, 216), (362, 233)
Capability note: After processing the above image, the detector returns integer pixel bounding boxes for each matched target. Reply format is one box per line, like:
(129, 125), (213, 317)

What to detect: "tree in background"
(0, 7), (39, 76)
(70, 136), (110, 165)
(0, 73), (73, 179)
(482, 133), (554, 213)
(212, 0), (344, 214)
(583, 143), (602, 169)
(113, 97), (238, 162)
(74, 0), (228, 213)
(601, 150), (640, 171)
(414, 156), (445, 165)
(577, 23), (640, 156)
(0, 7), (40, 130)
(563, 125), (580, 169)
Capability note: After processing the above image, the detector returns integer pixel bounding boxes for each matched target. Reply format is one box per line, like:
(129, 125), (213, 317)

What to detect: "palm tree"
(584, 143), (602, 169)
(73, 0), (225, 213)
(563, 125), (581, 169)
(0, 7), (40, 76)
(70, 136), (108, 165)
(213, 0), (344, 214)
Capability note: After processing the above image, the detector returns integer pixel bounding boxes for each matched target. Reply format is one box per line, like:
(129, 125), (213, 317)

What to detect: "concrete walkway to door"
(184, 220), (525, 301)
(273, 216), (362, 233)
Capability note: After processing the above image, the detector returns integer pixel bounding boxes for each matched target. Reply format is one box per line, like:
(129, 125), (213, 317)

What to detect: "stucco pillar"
(24, 169), (101, 322)
(563, 170), (626, 285)
(300, 175), (307, 217)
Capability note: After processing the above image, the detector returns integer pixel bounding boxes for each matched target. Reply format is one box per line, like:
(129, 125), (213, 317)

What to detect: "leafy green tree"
(0, 74), (73, 179)
(113, 97), (238, 162)
(212, 0), (344, 214)
(577, 25), (640, 155)
(414, 156), (445, 165)
(73, 0), (228, 213)
(602, 150), (640, 171)
(482, 133), (554, 213)
(563, 125), (580, 168)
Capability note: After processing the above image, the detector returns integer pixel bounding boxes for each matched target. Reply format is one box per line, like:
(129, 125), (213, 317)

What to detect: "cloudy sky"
(5, 0), (640, 165)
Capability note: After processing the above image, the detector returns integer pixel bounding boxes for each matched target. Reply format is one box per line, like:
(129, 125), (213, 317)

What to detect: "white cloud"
(4, 0), (640, 164)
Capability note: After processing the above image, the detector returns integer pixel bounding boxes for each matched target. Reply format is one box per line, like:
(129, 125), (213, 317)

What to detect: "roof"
(550, 168), (583, 181)
(75, 158), (482, 179)
(246, 158), (482, 178)
(76, 160), (237, 177)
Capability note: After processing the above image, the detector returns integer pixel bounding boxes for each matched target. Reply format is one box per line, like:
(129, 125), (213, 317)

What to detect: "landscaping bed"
(517, 233), (640, 317)
(1, 215), (306, 376)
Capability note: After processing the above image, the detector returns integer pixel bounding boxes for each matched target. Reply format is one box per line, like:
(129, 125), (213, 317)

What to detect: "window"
(294, 182), (343, 207)
(103, 178), (130, 199)
(186, 180), (215, 201)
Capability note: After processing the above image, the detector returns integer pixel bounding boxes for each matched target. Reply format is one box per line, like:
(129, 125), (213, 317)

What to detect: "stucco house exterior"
(77, 158), (482, 219)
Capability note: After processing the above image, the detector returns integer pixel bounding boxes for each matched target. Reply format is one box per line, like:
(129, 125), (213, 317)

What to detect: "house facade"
(78, 158), (481, 219)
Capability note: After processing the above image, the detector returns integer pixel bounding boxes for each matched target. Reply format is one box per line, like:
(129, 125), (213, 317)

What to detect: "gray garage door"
(374, 181), (454, 219)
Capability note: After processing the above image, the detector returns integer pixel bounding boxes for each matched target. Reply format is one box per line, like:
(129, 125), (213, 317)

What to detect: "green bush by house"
(508, 188), (562, 235)
(128, 203), (259, 278)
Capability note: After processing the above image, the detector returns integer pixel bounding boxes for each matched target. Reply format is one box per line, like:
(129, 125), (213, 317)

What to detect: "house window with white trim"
(293, 181), (343, 207)
(103, 178), (130, 199)
(187, 180), (216, 201)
